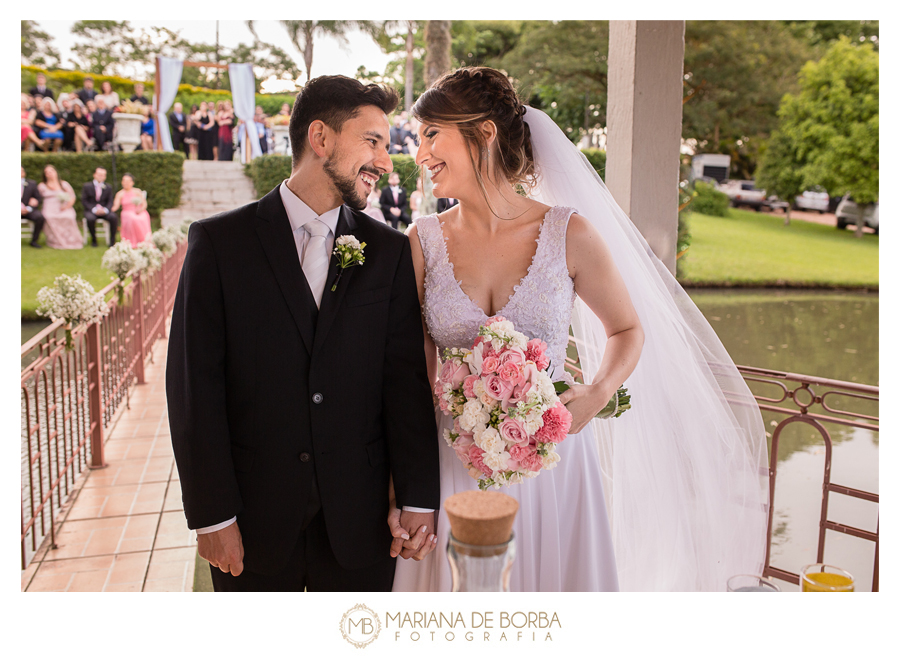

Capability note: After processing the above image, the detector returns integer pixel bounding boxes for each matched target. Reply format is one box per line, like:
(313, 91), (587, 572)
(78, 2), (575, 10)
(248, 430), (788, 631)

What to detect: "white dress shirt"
(197, 182), (430, 535)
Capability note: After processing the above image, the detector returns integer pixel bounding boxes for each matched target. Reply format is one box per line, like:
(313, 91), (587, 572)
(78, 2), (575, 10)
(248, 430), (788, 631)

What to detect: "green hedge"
(248, 154), (419, 200)
(581, 149), (606, 179)
(687, 181), (730, 218)
(22, 151), (184, 220)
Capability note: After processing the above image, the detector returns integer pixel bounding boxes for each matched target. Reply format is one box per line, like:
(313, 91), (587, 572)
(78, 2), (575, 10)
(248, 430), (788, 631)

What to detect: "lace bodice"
(415, 206), (577, 383)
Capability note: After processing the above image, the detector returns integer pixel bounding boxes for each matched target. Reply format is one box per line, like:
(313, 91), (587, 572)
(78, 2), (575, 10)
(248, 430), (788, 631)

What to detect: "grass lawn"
(679, 208), (879, 288)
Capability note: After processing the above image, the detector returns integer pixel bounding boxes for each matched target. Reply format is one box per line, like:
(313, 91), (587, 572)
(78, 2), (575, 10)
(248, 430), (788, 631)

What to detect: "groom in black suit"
(167, 76), (440, 592)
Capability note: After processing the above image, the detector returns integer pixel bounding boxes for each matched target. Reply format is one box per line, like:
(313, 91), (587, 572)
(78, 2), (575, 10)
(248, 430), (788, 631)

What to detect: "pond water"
(689, 289), (878, 591)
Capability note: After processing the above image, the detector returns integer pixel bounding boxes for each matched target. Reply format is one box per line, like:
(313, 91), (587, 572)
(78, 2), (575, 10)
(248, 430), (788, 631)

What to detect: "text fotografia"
(386, 611), (560, 642)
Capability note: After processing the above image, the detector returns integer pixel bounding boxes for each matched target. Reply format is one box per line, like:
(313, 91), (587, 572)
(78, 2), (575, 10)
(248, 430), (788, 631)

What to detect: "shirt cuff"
(195, 516), (237, 534)
(401, 506), (435, 513)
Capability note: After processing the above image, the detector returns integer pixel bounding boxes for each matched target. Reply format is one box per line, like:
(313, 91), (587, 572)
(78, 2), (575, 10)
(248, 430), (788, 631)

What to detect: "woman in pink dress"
(112, 173), (151, 246)
(38, 165), (82, 249)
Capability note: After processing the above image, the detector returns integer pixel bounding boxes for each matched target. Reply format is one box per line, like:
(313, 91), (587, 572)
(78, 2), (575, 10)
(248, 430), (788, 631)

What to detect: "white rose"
(524, 414), (544, 435)
(473, 379), (486, 399)
(542, 451), (561, 470)
(537, 374), (557, 402)
(524, 470), (540, 478)
(479, 427), (504, 454)
(508, 472), (524, 485)
(336, 235), (361, 249)
(510, 331), (528, 350)
(483, 450), (510, 473)
(460, 399), (483, 432)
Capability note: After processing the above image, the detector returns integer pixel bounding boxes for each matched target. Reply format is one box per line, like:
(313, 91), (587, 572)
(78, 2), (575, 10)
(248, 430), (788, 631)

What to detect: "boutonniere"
(331, 234), (366, 292)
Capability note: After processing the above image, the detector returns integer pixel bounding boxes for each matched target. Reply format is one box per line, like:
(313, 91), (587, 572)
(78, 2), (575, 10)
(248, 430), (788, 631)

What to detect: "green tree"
(682, 20), (816, 179)
(69, 20), (135, 76)
(452, 20), (526, 68)
(21, 20), (59, 69)
(424, 21), (452, 88)
(783, 20), (879, 50)
(756, 37), (878, 237)
(369, 21), (424, 111)
(500, 21), (608, 143)
(271, 20), (374, 82)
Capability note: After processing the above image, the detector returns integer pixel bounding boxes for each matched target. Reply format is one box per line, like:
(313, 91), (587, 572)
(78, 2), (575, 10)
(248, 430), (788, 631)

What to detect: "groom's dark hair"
(289, 75), (400, 167)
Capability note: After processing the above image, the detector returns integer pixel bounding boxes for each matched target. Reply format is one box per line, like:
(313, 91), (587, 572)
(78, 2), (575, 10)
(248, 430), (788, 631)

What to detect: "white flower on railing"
(151, 227), (179, 256)
(101, 241), (146, 305)
(176, 218), (195, 240)
(136, 241), (164, 274)
(36, 274), (109, 351)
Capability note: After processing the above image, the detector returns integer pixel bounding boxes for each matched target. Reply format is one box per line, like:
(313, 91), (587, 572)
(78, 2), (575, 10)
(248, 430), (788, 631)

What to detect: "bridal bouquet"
(436, 317), (572, 490)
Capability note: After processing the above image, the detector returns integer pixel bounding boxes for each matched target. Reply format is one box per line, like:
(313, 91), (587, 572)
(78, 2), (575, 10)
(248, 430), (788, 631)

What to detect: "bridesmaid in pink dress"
(112, 174), (151, 246)
(38, 165), (83, 249)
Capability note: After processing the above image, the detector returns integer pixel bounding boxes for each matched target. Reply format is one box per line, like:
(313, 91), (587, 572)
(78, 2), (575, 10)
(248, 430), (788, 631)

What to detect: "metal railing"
(565, 344), (879, 591)
(20, 241), (186, 570)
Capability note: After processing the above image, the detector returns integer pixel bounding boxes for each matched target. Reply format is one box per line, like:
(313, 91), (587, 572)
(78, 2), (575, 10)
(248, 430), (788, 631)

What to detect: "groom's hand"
(392, 510), (438, 560)
(197, 522), (245, 576)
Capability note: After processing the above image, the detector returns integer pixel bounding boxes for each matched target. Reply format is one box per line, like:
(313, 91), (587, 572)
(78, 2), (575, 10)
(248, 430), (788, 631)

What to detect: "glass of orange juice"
(800, 564), (854, 592)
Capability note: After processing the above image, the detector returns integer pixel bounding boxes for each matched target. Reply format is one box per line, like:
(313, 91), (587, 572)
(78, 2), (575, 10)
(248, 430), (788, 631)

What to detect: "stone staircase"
(161, 160), (259, 226)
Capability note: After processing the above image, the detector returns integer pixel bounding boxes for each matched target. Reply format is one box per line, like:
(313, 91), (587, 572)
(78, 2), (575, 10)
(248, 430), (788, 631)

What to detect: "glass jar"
(448, 532), (516, 592)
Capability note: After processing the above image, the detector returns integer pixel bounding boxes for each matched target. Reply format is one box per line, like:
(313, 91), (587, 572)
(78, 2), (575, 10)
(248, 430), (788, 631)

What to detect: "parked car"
(835, 195), (879, 234)
(793, 186), (830, 213)
(764, 195), (790, 213)
(717, 179), (767, 211)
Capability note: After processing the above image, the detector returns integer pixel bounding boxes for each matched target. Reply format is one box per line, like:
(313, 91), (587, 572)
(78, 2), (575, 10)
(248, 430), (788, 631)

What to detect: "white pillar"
(606, 20), (685, 275)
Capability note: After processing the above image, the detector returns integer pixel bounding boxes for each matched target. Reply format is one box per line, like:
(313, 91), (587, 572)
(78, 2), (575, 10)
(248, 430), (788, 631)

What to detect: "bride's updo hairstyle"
(412, 67), (537, 198)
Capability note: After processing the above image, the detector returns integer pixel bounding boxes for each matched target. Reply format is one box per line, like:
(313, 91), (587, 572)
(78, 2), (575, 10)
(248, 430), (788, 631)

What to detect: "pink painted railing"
(20, 241), (187, 569)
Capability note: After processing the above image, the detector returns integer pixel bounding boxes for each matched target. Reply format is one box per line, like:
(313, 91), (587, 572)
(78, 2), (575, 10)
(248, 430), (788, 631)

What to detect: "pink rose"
(535, 402), (573, 444)
(500, 348), (526, 369)
(525, 339), (550, 371)
(482, 355), (501, 374)
(468, 445), (493, 476)
(484, 374), (515, 401)
(509, 443), (535, 462)
(462, 374), (479, 399)
(508, 381), (532, 405)
(517, 448), (544, 472)
(498, 361), (522, 383)
(439, 396), (449, 413)
(486, 315), (507, 324)
(453, 432), (476, 463)
(440, 359), (471, 389)
(499, 417), (529, 445)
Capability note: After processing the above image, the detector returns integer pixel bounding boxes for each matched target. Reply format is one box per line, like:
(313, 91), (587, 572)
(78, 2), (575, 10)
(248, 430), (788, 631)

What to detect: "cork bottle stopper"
(445, 490), (519, 546)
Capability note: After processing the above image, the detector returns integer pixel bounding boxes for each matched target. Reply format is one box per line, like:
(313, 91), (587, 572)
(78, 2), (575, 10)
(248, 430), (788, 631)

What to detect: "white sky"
(33, 20), (394, 92)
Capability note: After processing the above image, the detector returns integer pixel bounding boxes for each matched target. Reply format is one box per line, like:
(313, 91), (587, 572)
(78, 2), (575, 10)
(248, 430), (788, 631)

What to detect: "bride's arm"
(561, 212), (644, 433)
(407, 223), (440, 385)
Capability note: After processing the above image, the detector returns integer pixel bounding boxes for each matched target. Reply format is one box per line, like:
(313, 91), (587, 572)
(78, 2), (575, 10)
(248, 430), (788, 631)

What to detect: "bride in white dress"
(389, 67), (769, 592)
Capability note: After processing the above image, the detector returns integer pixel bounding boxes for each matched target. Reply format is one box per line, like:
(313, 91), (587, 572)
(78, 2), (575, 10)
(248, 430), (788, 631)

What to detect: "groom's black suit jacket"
(167, 186), (440, 575)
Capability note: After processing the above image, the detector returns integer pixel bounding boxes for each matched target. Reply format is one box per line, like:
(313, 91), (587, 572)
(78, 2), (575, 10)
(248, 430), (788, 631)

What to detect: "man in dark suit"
(167, 75), (440, 592)
(91, 97), (115, 151)
(21, 167), (44, 248)
(379, 172), (409, 230)
(81, 167), (119, 247)
(437, 197), (459, 213)
(76, 77), (97, 105)
(29, 73), (55, 101)
(168, 102), (188, 155)
(389, 114), (408, 154)
(129, 83), (150, 105)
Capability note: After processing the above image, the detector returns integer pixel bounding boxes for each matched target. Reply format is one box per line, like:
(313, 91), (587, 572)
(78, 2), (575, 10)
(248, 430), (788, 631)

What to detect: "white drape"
(155, 57), (184, 152)
(228, 63), (262, 161)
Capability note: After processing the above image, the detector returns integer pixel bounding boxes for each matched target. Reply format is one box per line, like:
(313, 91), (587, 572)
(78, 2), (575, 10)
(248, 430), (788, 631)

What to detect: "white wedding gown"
(392, 207), (619, 592)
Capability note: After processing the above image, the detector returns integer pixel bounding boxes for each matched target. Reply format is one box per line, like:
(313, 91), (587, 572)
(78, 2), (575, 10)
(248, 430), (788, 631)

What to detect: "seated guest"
(112, 173), (151, 247)
(363, 188), (386, 224)
(34, 98), (63, 152)
(21, 95), (44, 151)
(139, 105), (155, 151)
(91, 97), (115, 151)
(38, 165), (82, 249)
(410, 176), (425, 222)
(76, 77), (97, 105)
(29, 73), (55, 101)
(21, 166), (45, 248)
(130, 82), (150, 105)
(169, 102), (188, 155)
(58, 96), (75, 150)
(95, 81), (120, 111)
(65, 102), (92, 152)
(379, 172), (410, 230)
(81, 167), (119, 247)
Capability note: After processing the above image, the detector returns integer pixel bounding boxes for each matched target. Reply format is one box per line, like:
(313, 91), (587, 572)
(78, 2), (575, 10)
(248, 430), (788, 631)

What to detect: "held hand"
(558, 382), (612, 434)
(388, 507), (437, 560)
(197, 522), (245, 576)
(391, 207), (401, 216)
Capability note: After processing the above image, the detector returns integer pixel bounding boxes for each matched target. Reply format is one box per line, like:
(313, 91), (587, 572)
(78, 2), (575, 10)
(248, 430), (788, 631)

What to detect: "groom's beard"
(323, 153), (374, 211)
